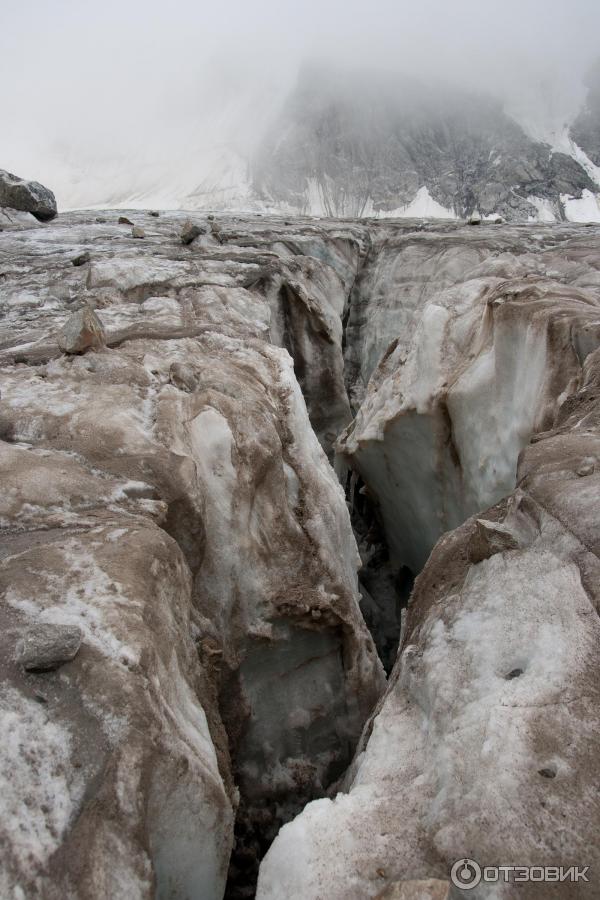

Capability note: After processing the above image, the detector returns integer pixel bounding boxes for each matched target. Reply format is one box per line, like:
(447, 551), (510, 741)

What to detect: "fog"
(1, 0), (599, 207)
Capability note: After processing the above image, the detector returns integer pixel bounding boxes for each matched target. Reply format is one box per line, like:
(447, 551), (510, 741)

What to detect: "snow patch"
(561, 189), (600, 223)
(5, 543), (140, 665)
(376, 186), (456, 220)
(527, 196), (557, 222)
(0, 688), (84, 885)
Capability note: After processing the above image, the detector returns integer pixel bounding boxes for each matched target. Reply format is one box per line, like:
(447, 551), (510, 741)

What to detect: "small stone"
(210, 221), (223, 243)
(118, 216), (134, 225)
(468, 518), (520, 563)
(577, 459), (595, 477)
(95, 216), (107, 223)
(71, 251), (91, 267)
(538, 767), (557, 779)
(58, 304), (106, 354)
(16, 623), (83, 672)
(132, 226), (145, 239)
(181, 220), (203, 245)
(148, 210), (160, 217)
(468, 209), (482, 225)
(506, 667), (524, 679)
(169, 361), (198, 392)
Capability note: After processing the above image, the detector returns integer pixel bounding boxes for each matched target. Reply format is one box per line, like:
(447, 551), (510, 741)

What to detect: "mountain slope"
(253, 66), (597, 221)
(571, 58), (600, 168)
(13, 64), (600, 222)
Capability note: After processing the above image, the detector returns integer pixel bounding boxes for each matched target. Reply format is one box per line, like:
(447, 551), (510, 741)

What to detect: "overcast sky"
(1, 0), (599, 201)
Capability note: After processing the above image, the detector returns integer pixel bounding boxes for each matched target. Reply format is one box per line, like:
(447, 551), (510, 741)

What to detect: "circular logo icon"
(451, 858), (482, 890)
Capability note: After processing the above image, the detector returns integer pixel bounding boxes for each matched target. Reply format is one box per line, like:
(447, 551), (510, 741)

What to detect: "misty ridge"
(252, 62), (596, 219)
(2, 0), (600, 219)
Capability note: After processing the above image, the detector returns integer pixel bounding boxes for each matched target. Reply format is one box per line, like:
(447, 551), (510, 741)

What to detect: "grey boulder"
(181, 219), (203, 245)
(58, 304), (106, 353)
(15, 623), (82, 671)
(71, 250), (91, 267)
(0, 169), (57, 222)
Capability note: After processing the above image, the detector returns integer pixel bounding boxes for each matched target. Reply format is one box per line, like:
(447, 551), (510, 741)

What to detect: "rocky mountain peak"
(571, 56), (600, 167)
(252, 65), (597, 220)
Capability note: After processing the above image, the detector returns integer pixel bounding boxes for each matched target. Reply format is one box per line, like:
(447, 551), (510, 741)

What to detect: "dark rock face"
(253, 66), (595, 220)
(0, 169), (57, 221)
(571, 57), (600, 166)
